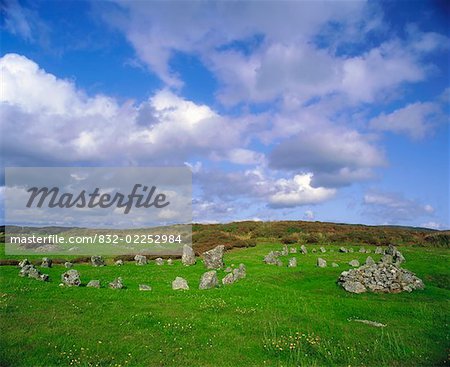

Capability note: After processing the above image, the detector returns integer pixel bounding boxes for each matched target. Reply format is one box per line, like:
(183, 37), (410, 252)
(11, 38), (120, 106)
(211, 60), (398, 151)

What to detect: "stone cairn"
(338, 245), (424, 294)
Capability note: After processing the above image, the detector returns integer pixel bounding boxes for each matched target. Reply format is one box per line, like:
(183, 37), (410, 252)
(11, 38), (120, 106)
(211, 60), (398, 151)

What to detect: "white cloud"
(304, 210), (315, 221)
(269, 174), (336, 208)
(269, 125), (385, 187)
(363, 191), (435, 222)
(369, 101), (442, 139)
(0, 54), (249, 166)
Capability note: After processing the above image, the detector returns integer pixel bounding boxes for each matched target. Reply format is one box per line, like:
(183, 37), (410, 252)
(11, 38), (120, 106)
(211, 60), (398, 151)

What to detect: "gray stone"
(359, 247), (366, 253)
(61, 269), (81, 287)
(349, 259), (360, 267)
(222, 273), (235, 285)
(155, 257), (164, 266)
(289, 247), (297, 254)
(202, 245), (225, 269)
(199, 270), (219, 289)
(41, 257), (52, 268)
(288, 257), (297, 267)
(134, 255), (147, 266)
(167, 258), (173, 265)
(375, 247), (383, 254)
(139, 284), (152, 291)
(87, 280), (100, 288)
(115, 259), (124, 266)
(348, 248), (354, 253)
(182, 245), (196, 266)
(319, 247), (326, 253)
(232, 263), (246, 280)
(64, 262), (73, 268)
(332, 262), (339, 267)
(172, 276), (189, 290)
(18, 259), (30, 268)
(365, 256), (375, 266)
(342, 281), (367, 294)
(339, 247), (348, 253)
(108, 277), (124, 289)
(385, 244), (405, 265)
(317, 258), (327, 268)
(19, 264), (48, 281)
(91, 255), (105, 267)
(264, 251), (279, 265)
(300, 245), (308, 254)
(224, 267), (232, 273)
(281, 245), (289, 256)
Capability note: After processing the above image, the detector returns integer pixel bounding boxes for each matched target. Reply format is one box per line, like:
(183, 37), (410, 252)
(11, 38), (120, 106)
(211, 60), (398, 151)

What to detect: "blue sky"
(1, 0), (449, 228)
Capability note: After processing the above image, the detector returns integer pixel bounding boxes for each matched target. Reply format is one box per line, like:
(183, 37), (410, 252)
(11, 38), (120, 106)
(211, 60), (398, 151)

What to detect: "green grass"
(0, 243), (449, 366)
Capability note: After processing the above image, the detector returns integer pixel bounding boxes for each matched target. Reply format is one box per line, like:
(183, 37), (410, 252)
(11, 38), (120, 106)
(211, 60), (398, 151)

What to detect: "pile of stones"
(338, 245), (424, 294)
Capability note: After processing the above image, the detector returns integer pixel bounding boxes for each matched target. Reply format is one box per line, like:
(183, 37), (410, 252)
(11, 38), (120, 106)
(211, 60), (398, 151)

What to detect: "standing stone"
(385, 244), (405, 265)
(281, 245), (289, 256)
(61, 269), (81, 287)
(348, 248), (354, 253)
(91, 255), (105, 267)
(199, 270), (219, 290)
(359, 247), (366, 253)
(224, 267), (232, 273)
(317, 258), (327, 268)
(167, 258), (173, 265)
(349, 259), (360, 267)
(233, 264), (246, 280)
(182, 245), (196, 266)
(139, 284), (152, 291)
(172, 277), (189, 290)
(289, 247), (297, 254)
(319, 247), (326, 253)
(375, 247), (383, 254)
(18, 259), (30, 268)
(332, 262), (339, 267)
(339, 247), (348, 253)
(134, 255), (147, 266)
(264, 251), (279, 265)
(222, 273), (235, 285)
(288, 257), (297, 267)
(41, 257), (52, 268)
(64, 262), (73, 268)
(115, 259), (124, 266)
(19, 265), (48, 281)
(365, 256), (375, 266)
(202, 245), (225, 269)
(155, 258), (164, 266)
(87, 280), (100, 288)
(108, 277), (124, 289)
(300, 245), (308, 254)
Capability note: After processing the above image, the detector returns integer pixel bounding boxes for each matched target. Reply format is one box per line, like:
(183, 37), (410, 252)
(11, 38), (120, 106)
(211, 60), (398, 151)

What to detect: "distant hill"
(2, 221), (448, 253)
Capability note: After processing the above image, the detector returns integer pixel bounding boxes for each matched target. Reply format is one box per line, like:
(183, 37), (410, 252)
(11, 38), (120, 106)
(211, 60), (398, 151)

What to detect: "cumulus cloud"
(363, 191), (435, 222)
(269, 126), (385, 187)
(0, 53), (250, 166)
(369, 101), (443, 139)
(268, 174), (336, 208)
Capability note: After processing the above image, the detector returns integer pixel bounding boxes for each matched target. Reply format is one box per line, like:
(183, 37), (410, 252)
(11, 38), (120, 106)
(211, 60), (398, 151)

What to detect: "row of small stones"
(268, 257), (373, 268)
(18, 260), (245, 291)
(279, 245), (382, 254)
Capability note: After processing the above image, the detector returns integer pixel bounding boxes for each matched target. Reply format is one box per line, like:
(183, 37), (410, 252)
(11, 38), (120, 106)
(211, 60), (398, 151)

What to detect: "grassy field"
(0, 242), (449, 366)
